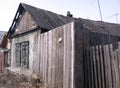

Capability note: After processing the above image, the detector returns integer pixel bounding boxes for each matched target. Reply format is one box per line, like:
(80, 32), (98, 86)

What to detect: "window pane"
(21, 42), (29, 69)
(15, 43), (21, 67)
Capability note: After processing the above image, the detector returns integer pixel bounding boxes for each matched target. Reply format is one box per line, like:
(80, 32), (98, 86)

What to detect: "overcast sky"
(0, 0), (120, 31)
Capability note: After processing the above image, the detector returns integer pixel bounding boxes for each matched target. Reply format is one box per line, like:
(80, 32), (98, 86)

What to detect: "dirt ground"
(0, 70), (45, 88)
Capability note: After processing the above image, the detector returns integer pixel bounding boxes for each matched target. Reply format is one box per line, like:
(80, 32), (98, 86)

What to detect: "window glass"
(15, 41), (29, 69)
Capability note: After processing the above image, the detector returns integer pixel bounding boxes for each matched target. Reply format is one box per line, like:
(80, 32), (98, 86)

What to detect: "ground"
(0, 70), (45, 88)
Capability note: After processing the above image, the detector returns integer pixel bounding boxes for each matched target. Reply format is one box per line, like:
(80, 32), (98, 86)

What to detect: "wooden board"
(37, 21), (120, 88)
(38, 22), (74, 88)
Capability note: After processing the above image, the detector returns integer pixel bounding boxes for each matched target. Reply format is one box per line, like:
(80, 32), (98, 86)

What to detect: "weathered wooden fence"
(74, 22), (120, 88)
(84, 42), (120, 88)
(38, 21), (120, 88)
(38, 22), (74, 88)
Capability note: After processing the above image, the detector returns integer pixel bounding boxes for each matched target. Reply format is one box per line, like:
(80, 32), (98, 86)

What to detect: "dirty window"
(15, 43), (21, 67)
(21, 41), (29, 69)
(15, 41), (29, 69)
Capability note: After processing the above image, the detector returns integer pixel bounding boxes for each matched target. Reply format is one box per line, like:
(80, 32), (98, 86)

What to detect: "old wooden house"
(7, 3), (120, 88)
(0, 31), (8, 71)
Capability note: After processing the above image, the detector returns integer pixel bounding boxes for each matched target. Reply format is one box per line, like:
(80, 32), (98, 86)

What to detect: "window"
(15, 43), (21, 67)
(15, 41), (29, 69)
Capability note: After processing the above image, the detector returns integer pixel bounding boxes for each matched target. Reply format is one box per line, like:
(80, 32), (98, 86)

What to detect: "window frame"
(15, 41), (29, 69)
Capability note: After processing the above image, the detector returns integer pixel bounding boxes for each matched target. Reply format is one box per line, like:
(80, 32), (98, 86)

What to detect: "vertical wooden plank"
(103, 45), (108, 88)
(99, 45), (105, 88)
(45, 32), (48, 84)
(86, 46), (91, 88)
(109, 44), (116, 88)
(51, 29), (56, 88)
(38, 34), (40, 74)
(47, 30), (52, 88)
(92, 46), (98, 88)
(116, 49), (120, 88)
(74, 22), (84, 88)
(63, 23), (73, 88)
(67, 24), (72, 88)
(87, 34), (91, 88)
(54, 27), (59, 88)
(89, 47), (94, 88)
(42, 33), (44, 76)
(41, 34), (44, 76)
(103, 45), (112, 88)
(83, 31), (88, 88)
(111, 43), (120, 88)
(39, 34), (41, 74)
(63, 26), (66, 88)
(66, 25), (71, 88)
(117, 42), (120, 87)
(63, 24), (69, 88)
(109, 44), (115, 88)
(43, 32), (47, 83)
(118, 42), (120, 81)
(57, 27), (64, 88)
(40, 34), (43, 76)
(71, 22), (75, 88)
(42, 33), (45, 81)
(43, 33), (45, 79)
(96, 45), (102, 88)
(46, 32), (49, 85)
(83, 30), (90, 88)
(114, 49), (119, 88)
(46, 32), (48, 86)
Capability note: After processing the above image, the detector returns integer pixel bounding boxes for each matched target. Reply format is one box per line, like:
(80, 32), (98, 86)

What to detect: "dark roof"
(77, 18), (120, 37)
(21, 3), (74, 30)
(7, 3), (74, 38)
(0, 31), (6, 44)
(7, 3), (120, 38)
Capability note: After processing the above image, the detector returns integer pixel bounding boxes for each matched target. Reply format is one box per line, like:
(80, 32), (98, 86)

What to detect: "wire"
(105, 13), (119, 24)
(105, 13), (118, 19)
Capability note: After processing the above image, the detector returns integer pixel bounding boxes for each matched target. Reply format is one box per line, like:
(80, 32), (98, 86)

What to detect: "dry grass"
(0, 70), (45, 88)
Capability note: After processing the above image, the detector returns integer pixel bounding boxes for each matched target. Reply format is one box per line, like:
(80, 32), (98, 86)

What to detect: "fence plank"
(74, 28), (84, 88)
(51, 29), (56, 88)
(87, 47), (91, 88)
(114, 49), (119, 88)
(109, 44), (116, 88)
(63, 24), (70, 88)
(99, 45), (105, 88)
(38, 22), (120, 88)
(104, 45), (113, 88)
(118, 42), (120, 81)
(92, 46), (98, 88)
(96, 45), (102, 88)
(47, 31), (52, 88)
(58, 27), (64, 88)
(89, 47), (94, 88)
